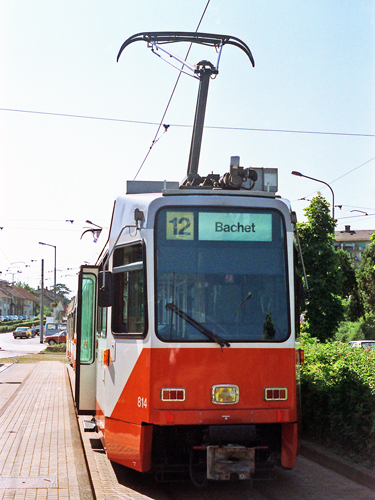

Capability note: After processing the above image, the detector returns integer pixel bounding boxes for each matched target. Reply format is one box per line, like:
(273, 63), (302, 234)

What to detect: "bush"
(361, 314), (375, 339)
(334, 314), (375, 343)
(334, 321), (362, 343)
(0, 318), (45, 334)
(300, 334), (375, 466)
(45, 343), (66, 353)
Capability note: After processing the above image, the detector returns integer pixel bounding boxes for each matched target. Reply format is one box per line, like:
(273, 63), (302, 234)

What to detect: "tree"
(14, 282), (38, 297)
(336, 249), (364, 321)
(297, 194), (344, 341)
(336, 249), (356, 299)
(357, 242), (375, 315)
(51, 283), (72, 300)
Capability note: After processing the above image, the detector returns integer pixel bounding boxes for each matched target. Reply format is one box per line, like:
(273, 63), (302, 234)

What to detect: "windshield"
(155, 206), (290, 343)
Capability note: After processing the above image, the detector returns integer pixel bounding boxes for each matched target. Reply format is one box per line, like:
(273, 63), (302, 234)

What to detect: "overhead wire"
(337, 214), (375, 220)
(1, 106), (374, 138)
(295, 156), (375, 202)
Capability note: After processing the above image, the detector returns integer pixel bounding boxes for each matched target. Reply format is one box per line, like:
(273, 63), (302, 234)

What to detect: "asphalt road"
(0, 330), (47, 357)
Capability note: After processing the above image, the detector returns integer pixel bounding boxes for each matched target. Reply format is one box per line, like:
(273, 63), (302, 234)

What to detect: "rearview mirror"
(98, 271), (114, 307)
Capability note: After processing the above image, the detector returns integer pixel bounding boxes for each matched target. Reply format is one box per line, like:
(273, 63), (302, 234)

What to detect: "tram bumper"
(207, 445), (255, 480)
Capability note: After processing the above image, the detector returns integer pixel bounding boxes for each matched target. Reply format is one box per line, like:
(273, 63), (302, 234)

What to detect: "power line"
(0, 107), (159, 126)
(337, 204), (375, 211)
(1, 106), (374, 138)
(337, 214), (375, 220)
(330, 156), (375, 184)
(299, 156), (375, 200)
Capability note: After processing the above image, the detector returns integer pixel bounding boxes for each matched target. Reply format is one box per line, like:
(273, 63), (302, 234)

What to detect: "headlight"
(211, 385), (239, 404)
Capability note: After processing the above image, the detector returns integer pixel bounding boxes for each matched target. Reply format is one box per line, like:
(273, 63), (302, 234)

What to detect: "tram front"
(148, 192), (298, 482)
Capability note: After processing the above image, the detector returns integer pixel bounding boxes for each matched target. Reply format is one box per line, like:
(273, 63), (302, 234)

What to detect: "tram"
(68, 32), (303, 484)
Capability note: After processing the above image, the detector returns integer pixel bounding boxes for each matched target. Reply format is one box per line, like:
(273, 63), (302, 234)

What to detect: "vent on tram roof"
(126, 180), (179, 194)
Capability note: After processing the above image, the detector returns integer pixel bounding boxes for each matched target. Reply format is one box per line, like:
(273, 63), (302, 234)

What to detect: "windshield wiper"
(166, 303), (230, 348)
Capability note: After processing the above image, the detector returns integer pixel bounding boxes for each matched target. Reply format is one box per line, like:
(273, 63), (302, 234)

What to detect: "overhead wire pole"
(132, 0), (212, 180)
(39, 241), (57, 302)
(39, 259), (44, 344)
(118, 32), (254, 187)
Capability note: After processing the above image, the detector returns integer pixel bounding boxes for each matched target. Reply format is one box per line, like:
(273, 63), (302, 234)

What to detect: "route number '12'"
(166, 211), (194, 240)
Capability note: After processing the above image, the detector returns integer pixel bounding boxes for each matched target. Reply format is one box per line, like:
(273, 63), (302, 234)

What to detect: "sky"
(1, 0), (374, 295)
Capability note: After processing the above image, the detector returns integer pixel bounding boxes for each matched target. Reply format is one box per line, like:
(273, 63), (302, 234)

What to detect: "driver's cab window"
(112, 243), (146, 335)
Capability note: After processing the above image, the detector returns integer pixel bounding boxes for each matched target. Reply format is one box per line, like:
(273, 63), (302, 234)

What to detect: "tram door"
(75, 266), (98, 414)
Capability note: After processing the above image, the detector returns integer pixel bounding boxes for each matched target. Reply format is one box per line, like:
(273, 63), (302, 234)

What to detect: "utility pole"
(39, 242), (57, 302)
(39, 259), (44, 344)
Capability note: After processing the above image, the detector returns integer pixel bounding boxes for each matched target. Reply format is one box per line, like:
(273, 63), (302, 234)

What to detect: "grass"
(0, 344), (69, 364)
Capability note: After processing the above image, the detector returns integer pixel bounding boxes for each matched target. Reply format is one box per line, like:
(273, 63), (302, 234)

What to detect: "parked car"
(349, 340), (375, 349)
(44, 322), (67, 337)
(44, 330), (67, 346)
(13, 327), (31, 339)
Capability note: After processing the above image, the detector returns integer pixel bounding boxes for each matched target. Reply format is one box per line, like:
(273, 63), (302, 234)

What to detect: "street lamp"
(39, 242), (56, 301)
(81, 220), (103, 242)
(291, 171), (335, 219)
(350, 210), (368, 216)
(11, 261), (33, 268)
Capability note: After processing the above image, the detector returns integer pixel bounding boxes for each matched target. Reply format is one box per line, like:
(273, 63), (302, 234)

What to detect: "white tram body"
(68, 173), (301, 483)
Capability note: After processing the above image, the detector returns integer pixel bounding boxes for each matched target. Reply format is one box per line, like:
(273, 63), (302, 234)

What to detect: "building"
(334, 225), (375, 269)
(0, 281), (39, 317)
(0, 282), (69, 319)
(0, 286), (12, 317)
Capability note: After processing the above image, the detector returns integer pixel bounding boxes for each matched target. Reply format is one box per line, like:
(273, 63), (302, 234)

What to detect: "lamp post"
(39, 242), (57, 302)
(291, 171), (335, 219)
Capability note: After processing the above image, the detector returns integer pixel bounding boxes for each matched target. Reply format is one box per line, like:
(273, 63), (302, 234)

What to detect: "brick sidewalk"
(1, 361), (373, 498)
(0, 361), (93, 499)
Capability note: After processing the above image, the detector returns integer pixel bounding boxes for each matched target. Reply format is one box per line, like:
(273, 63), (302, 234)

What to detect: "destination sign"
(198, 212), (272, 241)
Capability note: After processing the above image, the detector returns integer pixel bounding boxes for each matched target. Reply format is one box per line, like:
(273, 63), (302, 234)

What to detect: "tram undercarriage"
(151, 423), (283, 484)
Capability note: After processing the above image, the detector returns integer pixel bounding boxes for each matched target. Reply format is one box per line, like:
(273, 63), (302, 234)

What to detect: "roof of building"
(13, 287), (39, 302)
(0, 286), (12, 298)
(0, 283), (39, 302)
(335, 226), (375, 243)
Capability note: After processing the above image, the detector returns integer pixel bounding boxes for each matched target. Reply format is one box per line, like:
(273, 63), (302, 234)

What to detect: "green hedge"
(300, 334), (375, 466)
(334, 314), (375, 343)
(0, 319), (42, 333)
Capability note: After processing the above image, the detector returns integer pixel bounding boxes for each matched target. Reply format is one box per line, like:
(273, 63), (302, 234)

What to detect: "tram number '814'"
(166, 212), (194, 240)
(138, 397), (148, 408)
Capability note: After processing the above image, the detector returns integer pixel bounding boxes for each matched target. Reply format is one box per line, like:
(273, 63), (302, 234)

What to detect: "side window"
(97, 258), (107, 339)
(112, 243), (146, 335)
(97, 306), (107, 338)
(294, 245), (302, 337)
(80, 273), (96, 363)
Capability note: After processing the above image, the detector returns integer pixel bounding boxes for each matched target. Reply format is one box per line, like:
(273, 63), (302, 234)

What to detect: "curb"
(0, 363), (13, 373)
(300, 440), (375, 491)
